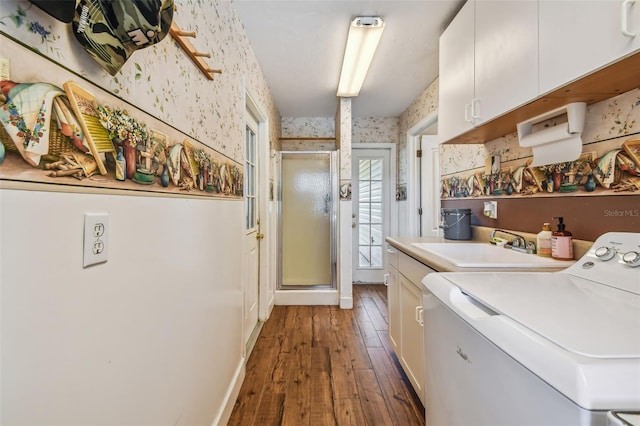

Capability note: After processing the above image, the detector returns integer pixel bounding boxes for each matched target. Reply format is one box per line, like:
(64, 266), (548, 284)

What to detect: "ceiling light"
(337, 16), (385, 97)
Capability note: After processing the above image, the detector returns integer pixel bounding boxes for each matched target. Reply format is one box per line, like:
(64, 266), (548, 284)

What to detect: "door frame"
(244, 85), (273, 324)
(351, 143), (397, 283)
(419, 135), (440, 237)
(276, 151), (338, 292)
(406, 111), (438, 237)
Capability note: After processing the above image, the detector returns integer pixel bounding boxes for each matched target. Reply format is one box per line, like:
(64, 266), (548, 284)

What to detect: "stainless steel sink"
(411, 243), (575, 268)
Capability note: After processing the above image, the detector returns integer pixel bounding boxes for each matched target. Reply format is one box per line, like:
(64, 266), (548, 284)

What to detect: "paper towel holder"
(517, 102), (587, 167)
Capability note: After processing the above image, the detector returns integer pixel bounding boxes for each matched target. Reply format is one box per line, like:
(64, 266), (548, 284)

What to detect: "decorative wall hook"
(169, 22), (222, 80)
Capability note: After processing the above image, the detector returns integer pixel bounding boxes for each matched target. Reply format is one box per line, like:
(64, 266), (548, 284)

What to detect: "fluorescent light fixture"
(337, 16), (385, 97)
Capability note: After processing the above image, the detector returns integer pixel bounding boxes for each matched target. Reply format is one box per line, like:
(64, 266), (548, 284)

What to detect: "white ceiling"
(232, 0), (464, 119)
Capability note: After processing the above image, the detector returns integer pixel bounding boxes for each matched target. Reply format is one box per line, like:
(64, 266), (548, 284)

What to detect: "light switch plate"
(83, 213), (108, 267)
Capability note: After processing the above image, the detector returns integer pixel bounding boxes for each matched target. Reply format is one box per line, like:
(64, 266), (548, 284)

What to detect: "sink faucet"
(490, 229), (535, 254)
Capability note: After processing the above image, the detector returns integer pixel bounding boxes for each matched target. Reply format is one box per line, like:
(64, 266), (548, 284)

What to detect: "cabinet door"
(399, 275), (425, 403)
(438, 0), (475, 143)
(474, 0), (538, 125)
(387, 265), (400, 354)
(539, 0), (640, 95)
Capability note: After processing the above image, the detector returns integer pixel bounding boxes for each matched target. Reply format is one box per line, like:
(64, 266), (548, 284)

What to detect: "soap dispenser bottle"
(551, 217), (573, 260)
(536, 223), (552, 257)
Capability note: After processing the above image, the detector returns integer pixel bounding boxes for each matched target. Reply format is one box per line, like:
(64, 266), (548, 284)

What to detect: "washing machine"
(422, 232), (640, 425)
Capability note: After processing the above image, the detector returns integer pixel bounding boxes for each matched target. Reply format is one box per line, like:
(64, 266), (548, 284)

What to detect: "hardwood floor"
(228, 284), (425, 426)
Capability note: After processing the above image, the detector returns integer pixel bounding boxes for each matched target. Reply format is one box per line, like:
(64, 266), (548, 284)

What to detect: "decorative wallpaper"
(0, 37), (243, 197)
(440, 88), (640, 199)
(338, 98), (352, 180)
(398, 77), (439, 185)
(281, 117), (334, 138)
(281, 140), (335, 151)
(0, 0), (281, 175)
(352, 117), (399, 144)
(280, 116), (335, 151)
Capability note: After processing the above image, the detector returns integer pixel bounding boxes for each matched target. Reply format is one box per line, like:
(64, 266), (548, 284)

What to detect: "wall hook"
(169, 22), (223, 81)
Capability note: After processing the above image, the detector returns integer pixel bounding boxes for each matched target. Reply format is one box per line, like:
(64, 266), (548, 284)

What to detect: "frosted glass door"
(280, 153), (333, 287)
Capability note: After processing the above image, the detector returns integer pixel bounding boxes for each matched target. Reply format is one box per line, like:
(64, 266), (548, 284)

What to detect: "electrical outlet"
(83, 213), (108, 267)
(484, 201), (498, 219)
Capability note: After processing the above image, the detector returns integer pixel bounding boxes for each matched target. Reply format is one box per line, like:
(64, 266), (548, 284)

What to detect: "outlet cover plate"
(83, 213), (108, 267)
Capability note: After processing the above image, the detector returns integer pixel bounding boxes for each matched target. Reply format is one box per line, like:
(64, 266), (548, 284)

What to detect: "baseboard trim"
(340, 296), (353, 309)
(212, 357), (246, 426)
(275, 289), (339, 305)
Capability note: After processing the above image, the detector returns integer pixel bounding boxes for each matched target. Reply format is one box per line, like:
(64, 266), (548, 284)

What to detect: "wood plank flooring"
(228, 284), (425, 426)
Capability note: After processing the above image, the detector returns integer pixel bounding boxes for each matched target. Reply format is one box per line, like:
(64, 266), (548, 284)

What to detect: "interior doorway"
(243, 109), (260, 350)
(351, 147), (391, 284)
(243, 87), (272, 355)
(406, 111), (440, 237)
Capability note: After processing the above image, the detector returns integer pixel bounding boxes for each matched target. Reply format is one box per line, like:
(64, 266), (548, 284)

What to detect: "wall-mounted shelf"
(279, 137), (336, 141)
(169, 22), (222, 80)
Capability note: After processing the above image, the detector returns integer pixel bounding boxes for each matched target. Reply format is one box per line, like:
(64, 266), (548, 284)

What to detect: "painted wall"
(1, 0), (280, 424)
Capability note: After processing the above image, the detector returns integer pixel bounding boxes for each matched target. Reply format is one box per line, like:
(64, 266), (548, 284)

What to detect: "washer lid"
(445, 272), (640, 358)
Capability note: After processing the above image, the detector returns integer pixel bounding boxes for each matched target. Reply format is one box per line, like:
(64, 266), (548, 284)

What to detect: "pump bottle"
(551, 217), (573, 260)
(536, 223), (552, 257)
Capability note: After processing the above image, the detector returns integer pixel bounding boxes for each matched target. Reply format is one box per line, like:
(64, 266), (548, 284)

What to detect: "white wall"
(0, 188), (244, 424)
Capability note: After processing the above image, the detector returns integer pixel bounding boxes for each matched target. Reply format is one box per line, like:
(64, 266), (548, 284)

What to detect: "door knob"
(256, 233), (265, 240)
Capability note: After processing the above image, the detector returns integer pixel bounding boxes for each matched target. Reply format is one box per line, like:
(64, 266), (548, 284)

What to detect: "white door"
(352, 148), (390, 283)
(419, 135), (440, 237)
(243, 111), (259, 347)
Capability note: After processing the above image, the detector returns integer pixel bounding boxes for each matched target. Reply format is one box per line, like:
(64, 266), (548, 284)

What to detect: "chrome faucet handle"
(526, 241), (536, 254)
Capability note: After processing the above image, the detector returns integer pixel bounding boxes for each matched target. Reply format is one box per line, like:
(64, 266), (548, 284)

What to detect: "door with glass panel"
(278, 152), (337, 289)
(243, 111), (259, 346)
(352, 149), (390, 283)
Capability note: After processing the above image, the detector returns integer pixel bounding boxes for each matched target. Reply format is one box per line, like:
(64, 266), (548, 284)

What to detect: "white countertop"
(385, 235), (576, 273)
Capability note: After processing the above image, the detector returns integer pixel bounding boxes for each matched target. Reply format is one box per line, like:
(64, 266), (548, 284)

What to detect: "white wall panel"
(1, 189), (244, 425)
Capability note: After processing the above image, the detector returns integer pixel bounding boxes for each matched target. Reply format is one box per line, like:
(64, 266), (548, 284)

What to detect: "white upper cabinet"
(474, 0), (538, 124)
(539, 0), (640, 95)
(438, 0), (475, 143)
(439, 0), (538, 143)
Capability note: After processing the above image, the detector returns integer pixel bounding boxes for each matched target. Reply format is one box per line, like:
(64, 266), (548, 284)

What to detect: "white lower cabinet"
(387, 268), (401, 354)
(399, 274), (426, 402)
(386, 248), (435, 405)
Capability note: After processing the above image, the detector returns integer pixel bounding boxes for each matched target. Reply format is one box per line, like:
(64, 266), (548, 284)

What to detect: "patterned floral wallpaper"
(280, 117), (335, 151)
(352, 117), (399, 144)
(281, 117), (334, 138)
(398, 78), (439, 186)
(440, 88), (640, 198)
(280, 116), (398, 150)
(441, 88), (639, 175)
(0, 0), (281, 166)
(338, 98), (352, 181)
